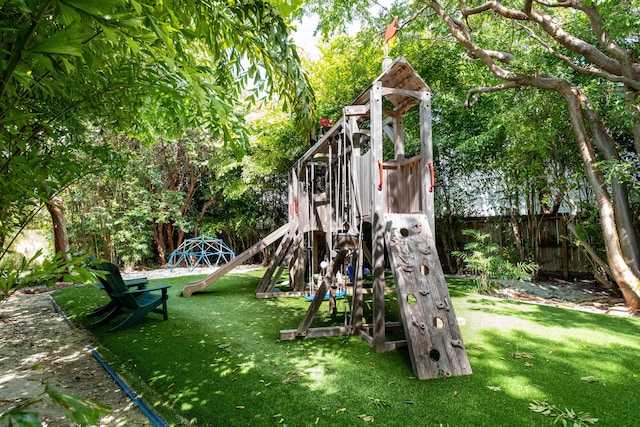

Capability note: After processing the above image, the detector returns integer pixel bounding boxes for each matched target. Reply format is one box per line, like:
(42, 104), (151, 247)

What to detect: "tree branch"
(468, 49), (515, 64)
(461, 1), (528, 20)
(517, 22), (640, 91)
(464, 81), (521, 107)
(460, 0), (637, 80)
(579, 4), (640, 80)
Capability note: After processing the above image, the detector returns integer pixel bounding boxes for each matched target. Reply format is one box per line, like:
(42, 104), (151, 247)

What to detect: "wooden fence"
(437, 214), (593, 279)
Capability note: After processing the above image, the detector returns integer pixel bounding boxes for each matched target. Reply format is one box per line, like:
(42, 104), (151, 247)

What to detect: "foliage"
(0, 0), (315, 268)
(307, 32), (384, 125)
(452, 229), (536, 292)
(529, 400), (599, 426)
(66, 109), (306, 266)
(0, 251), (96, 302)
(0, 384), (111, 426)
(296, 0), (383, 40)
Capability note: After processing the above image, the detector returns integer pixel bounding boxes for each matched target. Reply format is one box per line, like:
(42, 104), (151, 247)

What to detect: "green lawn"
(52, 271), (640, 426)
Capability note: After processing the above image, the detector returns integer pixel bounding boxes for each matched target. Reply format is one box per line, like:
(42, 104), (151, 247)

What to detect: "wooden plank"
(344, 105), (369, 116)
(256, 229), (296, 293)
(294, 250), (347, 337)
(182, 223), (289, 297)
(280, 325), (353, 341)
(385, 214), (472, 379)
(370, 82), (386, 353)
(257, 291), (307, 299)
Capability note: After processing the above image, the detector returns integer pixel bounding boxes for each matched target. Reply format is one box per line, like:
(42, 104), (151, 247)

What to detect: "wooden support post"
(420, 90), (435, 234)
(256, 229), (296, 293)
(371, 82), (386, 353)
(560, 218), (569, 280)
(291, 235), (306, 291)
(294, 250), (347, 338)
(351, 243), (364, 333)
(268, 233), (301, 292)
(394, 116), (405, 161)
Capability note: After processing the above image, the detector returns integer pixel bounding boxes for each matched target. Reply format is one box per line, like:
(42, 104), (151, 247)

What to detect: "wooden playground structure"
(182, 57), (471, 380)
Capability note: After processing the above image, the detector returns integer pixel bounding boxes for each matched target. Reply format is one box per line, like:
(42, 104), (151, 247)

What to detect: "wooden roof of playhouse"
(295, 56), (431, 167)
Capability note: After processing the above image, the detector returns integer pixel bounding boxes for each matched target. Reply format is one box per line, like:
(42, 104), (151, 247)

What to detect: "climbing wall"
(385, 214), (472, 380)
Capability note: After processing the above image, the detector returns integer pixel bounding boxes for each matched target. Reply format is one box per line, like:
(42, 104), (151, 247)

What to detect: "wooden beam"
(280, 325), (353, 341)
(257, 291), (307, 299)
(344, 105), (369, 116)
(256, 229), (296, 293)
(420, 91), (435, 234)
(380, 87), (424, 100)
(371, 82), (387, 353)
(294, 250), (347, 337)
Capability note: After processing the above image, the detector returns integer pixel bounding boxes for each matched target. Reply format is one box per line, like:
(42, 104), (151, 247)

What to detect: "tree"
(1, 0), (315, 267)
(302, 0), (640, 307)
(420, 0), (640, 306)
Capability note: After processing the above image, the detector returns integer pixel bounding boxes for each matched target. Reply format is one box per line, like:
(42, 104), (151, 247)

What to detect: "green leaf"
(29, 26), (89, 56)
(59, 0), (123, 16)
(45, 384), (112, 425)
(0, 411), (40, 427)
(266, 0), (305, 18)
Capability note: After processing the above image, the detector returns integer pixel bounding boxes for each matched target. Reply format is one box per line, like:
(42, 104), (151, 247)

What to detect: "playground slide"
(181, 224), (289, 297)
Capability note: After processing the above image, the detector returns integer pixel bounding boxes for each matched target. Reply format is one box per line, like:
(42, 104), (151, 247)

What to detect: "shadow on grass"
(51, 272), (640, 426)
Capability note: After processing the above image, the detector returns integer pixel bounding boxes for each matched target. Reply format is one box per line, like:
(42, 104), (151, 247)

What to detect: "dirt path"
(0, 292), (151, 426)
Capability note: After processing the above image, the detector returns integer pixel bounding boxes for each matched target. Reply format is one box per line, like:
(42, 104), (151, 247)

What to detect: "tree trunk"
(561, 88), (640, 308)
(509, 197), (525, 261)
(46, 197), (71, 261)
(153, 223), (167, 266)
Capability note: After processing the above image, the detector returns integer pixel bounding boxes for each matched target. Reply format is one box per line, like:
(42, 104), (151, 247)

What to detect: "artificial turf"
(52, 270), (640, 426)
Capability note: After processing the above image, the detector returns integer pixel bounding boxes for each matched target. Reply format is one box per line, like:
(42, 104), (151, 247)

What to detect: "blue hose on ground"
(48, 295), (74, 328)
(48, 295), (169, 427)
(87, 346), (170, 427)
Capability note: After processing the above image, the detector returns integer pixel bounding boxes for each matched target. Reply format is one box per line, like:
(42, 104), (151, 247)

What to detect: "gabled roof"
(352, 56), (430, 113)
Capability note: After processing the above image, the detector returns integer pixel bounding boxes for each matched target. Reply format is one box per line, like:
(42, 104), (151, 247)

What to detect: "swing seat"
(303, 289), (346, 301)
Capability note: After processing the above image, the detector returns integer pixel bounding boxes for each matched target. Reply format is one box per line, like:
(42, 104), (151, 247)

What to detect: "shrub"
(452, 229), (536, 292)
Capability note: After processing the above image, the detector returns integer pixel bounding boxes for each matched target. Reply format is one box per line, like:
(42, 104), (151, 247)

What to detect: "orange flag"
(384, 17), (398, 44)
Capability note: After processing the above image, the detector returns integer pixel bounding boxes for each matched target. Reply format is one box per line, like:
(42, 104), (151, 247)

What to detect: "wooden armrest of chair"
(124, 278), (149, 289)
(126, 284), (171, 296)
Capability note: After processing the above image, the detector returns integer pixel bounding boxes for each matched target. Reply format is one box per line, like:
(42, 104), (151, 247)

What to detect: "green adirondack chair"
(87, 277), (149, 319)
(91, 262), (171, 332)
